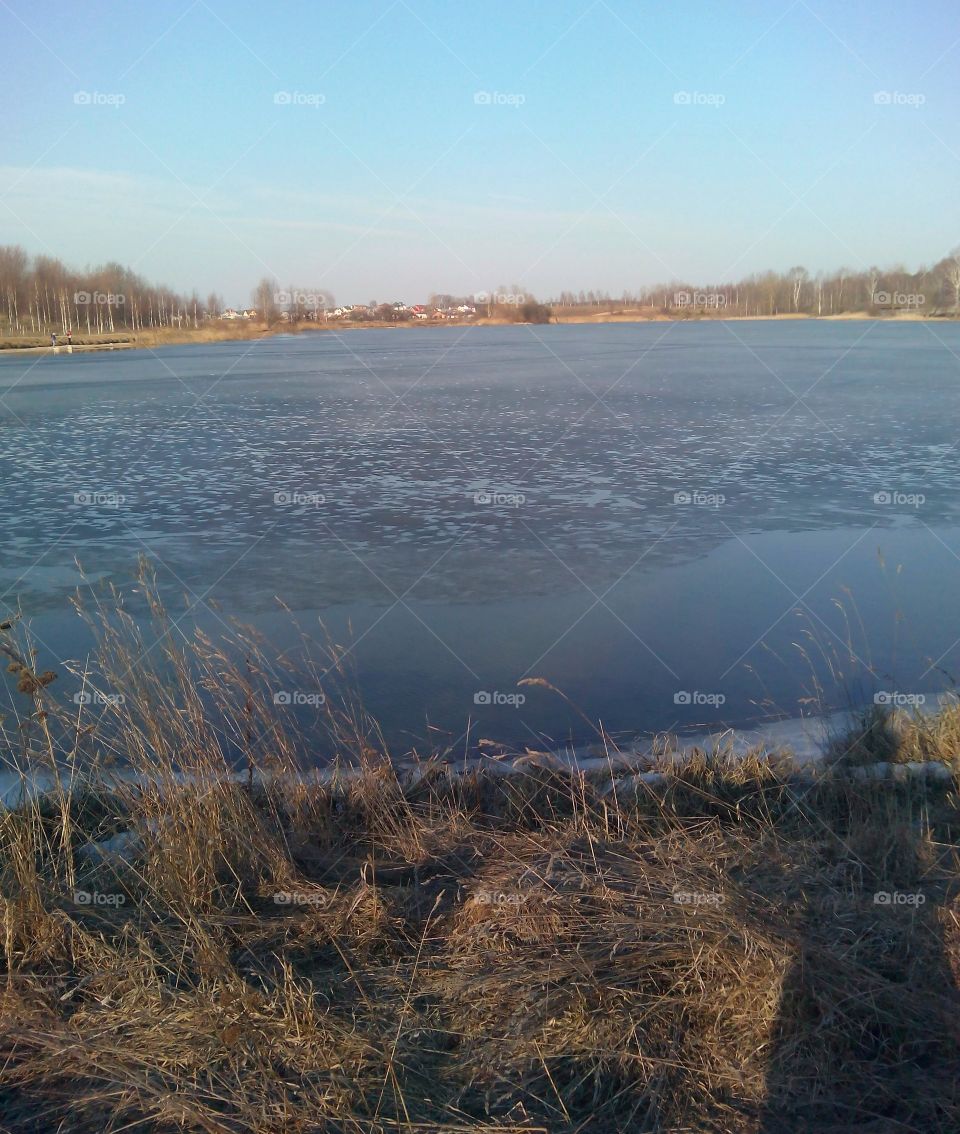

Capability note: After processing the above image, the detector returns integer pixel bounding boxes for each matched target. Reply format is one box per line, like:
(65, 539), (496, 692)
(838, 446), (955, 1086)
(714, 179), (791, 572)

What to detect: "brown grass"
(1, 573), (959, 1132)
(0, 323), (282, 352)
(0, 333), (137, 350)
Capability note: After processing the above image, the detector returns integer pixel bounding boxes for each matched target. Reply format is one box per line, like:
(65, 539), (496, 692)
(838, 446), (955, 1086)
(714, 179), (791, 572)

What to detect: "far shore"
(0, 308), (954, 357)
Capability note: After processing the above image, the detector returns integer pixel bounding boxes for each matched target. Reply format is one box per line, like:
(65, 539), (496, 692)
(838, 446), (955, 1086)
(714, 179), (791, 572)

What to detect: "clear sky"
(3, 0), (959, 305)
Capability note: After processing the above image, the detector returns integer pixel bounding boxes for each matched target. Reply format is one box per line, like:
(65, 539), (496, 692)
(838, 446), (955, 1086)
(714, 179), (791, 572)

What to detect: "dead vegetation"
(1, 574), (960, 1132)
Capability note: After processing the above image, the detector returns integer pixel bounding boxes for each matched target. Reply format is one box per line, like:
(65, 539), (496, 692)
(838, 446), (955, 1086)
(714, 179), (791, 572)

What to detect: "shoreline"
(4, 602), (959, 1131)
(3, 693), (955, 809)
(0, 310), (954, 357)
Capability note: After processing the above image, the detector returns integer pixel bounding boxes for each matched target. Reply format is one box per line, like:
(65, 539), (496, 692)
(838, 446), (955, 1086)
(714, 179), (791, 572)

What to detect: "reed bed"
(1, 573), (959, 1132)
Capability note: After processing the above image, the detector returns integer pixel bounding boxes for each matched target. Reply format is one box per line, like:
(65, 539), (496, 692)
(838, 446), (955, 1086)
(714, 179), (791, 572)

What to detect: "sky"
(3, 0), (959, 305)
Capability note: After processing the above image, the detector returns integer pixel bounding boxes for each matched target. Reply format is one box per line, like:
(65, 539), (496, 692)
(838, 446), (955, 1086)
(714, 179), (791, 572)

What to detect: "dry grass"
(2, 576), (960, 1132)
(0, 333), (136, 350)
(825, 698), (960, 769)
(0, 324), (279, 352)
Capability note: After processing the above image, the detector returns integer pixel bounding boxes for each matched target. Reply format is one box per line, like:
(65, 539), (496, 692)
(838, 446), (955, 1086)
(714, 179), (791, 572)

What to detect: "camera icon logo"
(273, 91), (292, 105)
(674, 90), (692, 105)
(673, 691), (692, 705)
(474, 691), (492, 705)
(474, 90), (492, 105)
(273, 691), (292, 705)
(73, 890), (92, 904)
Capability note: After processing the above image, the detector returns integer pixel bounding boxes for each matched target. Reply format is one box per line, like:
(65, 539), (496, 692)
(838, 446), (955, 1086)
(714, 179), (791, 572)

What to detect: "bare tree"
(946, 248), (960, 312)
(253, 278), (278, 326)
(789, 266), (808, 312)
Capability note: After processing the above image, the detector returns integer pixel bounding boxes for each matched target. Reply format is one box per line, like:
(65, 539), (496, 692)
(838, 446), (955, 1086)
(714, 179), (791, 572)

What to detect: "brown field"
(549, 305), (950, 324)
(0, 320), (490, 355)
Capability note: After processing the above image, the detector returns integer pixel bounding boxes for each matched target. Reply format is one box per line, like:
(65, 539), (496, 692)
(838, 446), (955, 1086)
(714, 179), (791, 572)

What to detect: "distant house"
(221, 308), (241, 320)
(242, 309), (257, 319)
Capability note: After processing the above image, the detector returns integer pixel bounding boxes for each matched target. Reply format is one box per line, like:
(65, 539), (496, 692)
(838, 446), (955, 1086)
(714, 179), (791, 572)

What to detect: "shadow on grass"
(757, 782), (960, 1133)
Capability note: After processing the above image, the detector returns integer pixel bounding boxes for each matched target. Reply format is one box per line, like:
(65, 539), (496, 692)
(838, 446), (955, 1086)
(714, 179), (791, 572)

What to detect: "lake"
(3, 320), (960, 754)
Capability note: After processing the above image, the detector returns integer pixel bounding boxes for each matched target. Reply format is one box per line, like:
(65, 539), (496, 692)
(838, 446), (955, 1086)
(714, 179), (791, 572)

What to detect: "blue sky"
(3, 0), (959, 304)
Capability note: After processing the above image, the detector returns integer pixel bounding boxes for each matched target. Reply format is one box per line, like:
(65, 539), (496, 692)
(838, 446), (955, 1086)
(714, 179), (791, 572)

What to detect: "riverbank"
(1, 309), (955, 357)
(3, 592), (960, 1132)
(0, 324), (272, 355)
(553, 309), (952, 324)
(2, 712), (959, 1132)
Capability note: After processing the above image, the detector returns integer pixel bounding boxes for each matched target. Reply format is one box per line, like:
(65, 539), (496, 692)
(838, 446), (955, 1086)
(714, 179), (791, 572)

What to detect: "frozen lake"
(3, 320), (960, 751)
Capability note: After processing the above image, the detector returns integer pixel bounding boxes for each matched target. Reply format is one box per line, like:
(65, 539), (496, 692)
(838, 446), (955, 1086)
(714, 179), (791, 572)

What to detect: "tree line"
(549, 247), (960, 316)
(5, 243), (959, 338)
(0, 246), (223, 336)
